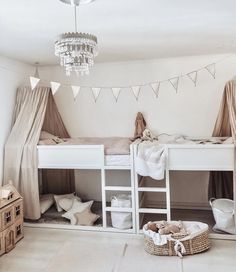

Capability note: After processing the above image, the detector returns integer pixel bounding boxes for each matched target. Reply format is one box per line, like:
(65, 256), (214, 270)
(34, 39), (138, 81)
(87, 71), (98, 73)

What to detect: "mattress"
(38, 137), (131, 155)
(105, 155), (130, 166)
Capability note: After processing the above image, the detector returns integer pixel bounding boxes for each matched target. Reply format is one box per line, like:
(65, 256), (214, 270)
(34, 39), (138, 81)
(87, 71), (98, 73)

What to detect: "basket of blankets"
(143, 221), (210, 257)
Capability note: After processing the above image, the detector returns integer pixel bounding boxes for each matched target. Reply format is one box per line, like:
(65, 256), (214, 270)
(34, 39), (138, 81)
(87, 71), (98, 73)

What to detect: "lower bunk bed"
(26, 137), (136, 233)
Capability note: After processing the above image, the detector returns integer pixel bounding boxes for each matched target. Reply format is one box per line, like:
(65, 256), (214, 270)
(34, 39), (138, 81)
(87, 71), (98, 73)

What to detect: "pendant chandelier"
(55, 0), (98, 76)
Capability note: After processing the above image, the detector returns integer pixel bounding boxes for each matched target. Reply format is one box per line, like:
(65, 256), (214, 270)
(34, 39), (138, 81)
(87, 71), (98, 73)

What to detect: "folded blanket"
(135, 141), (167, 180)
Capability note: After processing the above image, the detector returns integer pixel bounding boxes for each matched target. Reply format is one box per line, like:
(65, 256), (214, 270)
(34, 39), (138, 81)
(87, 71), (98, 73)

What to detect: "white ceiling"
(0, 0), (236, 65)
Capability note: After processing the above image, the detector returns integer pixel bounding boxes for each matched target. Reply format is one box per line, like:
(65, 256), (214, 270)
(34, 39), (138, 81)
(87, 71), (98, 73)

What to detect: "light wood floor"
(0, 227), (236, 272)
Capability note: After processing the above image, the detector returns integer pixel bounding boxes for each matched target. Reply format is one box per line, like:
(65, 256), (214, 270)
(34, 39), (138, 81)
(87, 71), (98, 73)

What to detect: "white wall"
(0, 56), (33, 185)
(40, 54), (236, 207)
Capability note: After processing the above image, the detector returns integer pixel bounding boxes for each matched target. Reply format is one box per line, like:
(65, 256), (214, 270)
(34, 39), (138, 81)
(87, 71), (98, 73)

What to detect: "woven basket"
(143, 221), (211, 257)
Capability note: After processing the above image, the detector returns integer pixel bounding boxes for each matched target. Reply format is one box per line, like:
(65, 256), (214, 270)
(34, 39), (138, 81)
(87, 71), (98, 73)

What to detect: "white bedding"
(105, 155), (130, 166)
(39, 137), (131, 155)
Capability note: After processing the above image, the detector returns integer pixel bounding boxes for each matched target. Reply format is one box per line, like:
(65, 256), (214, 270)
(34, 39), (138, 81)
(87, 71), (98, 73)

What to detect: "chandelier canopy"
(55, 0), (98, 76)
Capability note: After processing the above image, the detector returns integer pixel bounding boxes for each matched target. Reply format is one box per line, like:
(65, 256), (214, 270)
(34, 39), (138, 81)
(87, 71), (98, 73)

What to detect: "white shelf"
(138, 208), (168, 214)
(105, 186), (132, 191)
(105, 207), (133, 212)
(138, 187), (167, 192)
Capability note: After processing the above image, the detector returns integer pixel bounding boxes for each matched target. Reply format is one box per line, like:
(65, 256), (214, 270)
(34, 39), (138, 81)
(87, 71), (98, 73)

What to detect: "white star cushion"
(54, 193), (76, 212)
(62, 199), (93, 225)
(58, 196), (81, 212)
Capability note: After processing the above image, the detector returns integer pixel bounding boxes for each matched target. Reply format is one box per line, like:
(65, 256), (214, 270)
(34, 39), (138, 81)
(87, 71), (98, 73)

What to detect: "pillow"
(39, 131), (64, 144)
(40, 194), (54, 214)
(54, 193), (76, 212)
(62, 199), (93, 225)
(58, 196), (81, 211)
(75, 207), (100, 226)
(38, 139), (58, 145)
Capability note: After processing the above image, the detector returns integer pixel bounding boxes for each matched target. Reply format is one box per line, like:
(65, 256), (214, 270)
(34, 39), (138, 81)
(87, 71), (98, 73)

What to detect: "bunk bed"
(35, 137), (136, 233)
(133, 140), (236, 239)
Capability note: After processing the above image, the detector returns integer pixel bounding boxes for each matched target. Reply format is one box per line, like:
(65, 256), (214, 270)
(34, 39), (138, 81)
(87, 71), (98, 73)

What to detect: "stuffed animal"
(156, 221), (182, 235)
(141, 129), (156, 141)
(134, 112), (146, 139)
(147, 222), (159, 232)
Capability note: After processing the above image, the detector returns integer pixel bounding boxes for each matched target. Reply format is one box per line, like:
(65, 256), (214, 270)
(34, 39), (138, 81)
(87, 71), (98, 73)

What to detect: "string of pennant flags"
(1, 54), (233, 102)
(29, 62), (216, 102)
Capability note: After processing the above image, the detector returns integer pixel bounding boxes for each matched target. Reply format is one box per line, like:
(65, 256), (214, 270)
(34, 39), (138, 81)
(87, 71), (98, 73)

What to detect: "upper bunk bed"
(37, 134), (235, 171)
(37, 136), (133, 170)
(133, 135), (235, 172)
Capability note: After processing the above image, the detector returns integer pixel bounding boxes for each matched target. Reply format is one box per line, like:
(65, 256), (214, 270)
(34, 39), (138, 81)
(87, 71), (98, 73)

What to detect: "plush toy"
(147, 222), (159, 232)
(134, 112), (146, 139)
(141, 129), (156, 141)
(156, 221), (182, 235)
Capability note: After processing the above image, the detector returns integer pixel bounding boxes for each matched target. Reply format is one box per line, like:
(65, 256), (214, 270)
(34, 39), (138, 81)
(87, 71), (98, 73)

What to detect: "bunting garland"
(111, 87), (121, 102)
(92, 87), (101, 102)
(187, 71), (198, 86)
(205, 63), (216, 79)
(131, 86), (141, 100)
(30, 76), (40, 90)
(150, 82), (160, 98)
(169, 77), (179, 92)
(0, 54), (233, 102)
(71, 85), (81, 100)
(50, 81), (61, 95)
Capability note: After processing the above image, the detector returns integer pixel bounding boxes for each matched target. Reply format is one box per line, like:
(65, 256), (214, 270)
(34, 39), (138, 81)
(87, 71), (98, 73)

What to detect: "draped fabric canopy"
(208, 79), (236, 201)
(4, 86), (74, 220)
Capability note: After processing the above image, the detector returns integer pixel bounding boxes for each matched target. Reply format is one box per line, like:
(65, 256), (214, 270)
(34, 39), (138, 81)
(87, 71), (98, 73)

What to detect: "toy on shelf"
(0, 181), (24, 256)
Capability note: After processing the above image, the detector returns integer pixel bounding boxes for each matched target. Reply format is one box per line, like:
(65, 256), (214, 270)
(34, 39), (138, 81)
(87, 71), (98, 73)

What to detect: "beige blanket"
(39, 137), (131, 155)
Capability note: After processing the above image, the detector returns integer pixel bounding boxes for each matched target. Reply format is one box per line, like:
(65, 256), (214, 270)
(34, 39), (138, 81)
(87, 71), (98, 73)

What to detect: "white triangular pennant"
(150, 82), (160, 98)
(111, 87), (121, 102)
(131, 86), (141, 100)
(169, 77), (179, 92)
(187, 71), (198, 86)
(205, 63), (216, 79)
(30, 76), (40, 91)
(50, 81), (61, 95)
(92, 87), (101, 102)
(71, 85), (81, 100)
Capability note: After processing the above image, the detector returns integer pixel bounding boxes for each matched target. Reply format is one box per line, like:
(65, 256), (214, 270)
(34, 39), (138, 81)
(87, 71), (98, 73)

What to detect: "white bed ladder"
(101, 145), (136, 233)
(134, 145), (171, 233)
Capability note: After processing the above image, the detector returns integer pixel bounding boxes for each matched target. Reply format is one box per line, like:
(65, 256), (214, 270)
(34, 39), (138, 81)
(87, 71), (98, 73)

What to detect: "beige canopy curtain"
(4, 86), (74, 220)
(41, 90), (75, 195)
(208, 79), (236, 202)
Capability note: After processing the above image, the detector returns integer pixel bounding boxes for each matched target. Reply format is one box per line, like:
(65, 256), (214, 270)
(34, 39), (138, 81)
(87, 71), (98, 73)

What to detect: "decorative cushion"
(62, 199), (93, 225)
(40, 194), (54, 214)
(75, 208), (100, 226)
(39, 131), (64, 143)
(38, 139), (58, 145)
(58, 196), (81, 211)
(54, 193), (76, 212)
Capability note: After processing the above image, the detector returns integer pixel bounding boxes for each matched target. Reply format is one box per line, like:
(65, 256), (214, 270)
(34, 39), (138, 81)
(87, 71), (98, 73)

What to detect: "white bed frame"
(133, 143), (236, 240)
(26, 142), (236, 240)
(26, 145), (136, 233)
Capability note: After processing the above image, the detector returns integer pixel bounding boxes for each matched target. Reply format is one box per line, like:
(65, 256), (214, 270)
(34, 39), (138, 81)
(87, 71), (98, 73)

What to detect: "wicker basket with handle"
(143, 221), (211, 257)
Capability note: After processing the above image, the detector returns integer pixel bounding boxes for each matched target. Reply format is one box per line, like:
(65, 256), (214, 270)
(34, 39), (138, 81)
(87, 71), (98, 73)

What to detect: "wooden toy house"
(0, 183), (24, 256)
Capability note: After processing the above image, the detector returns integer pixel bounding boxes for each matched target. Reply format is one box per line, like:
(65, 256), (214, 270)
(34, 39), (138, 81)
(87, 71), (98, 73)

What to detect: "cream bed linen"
(38, 137), (131, 155)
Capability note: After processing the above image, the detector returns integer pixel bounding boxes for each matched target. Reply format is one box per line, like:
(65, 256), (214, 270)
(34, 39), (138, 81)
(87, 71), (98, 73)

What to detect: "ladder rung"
(138, 187), (167, 192)
(105, 207), (133, 212)
(138, 208), (167, 214)
(104, 186), (132, 191)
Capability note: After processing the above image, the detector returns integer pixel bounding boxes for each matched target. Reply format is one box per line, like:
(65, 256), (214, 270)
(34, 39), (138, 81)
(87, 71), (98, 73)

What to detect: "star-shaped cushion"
(58, 196), (81, 212)
(75, 208), (100, 226)
(62, 199), (93, 225)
